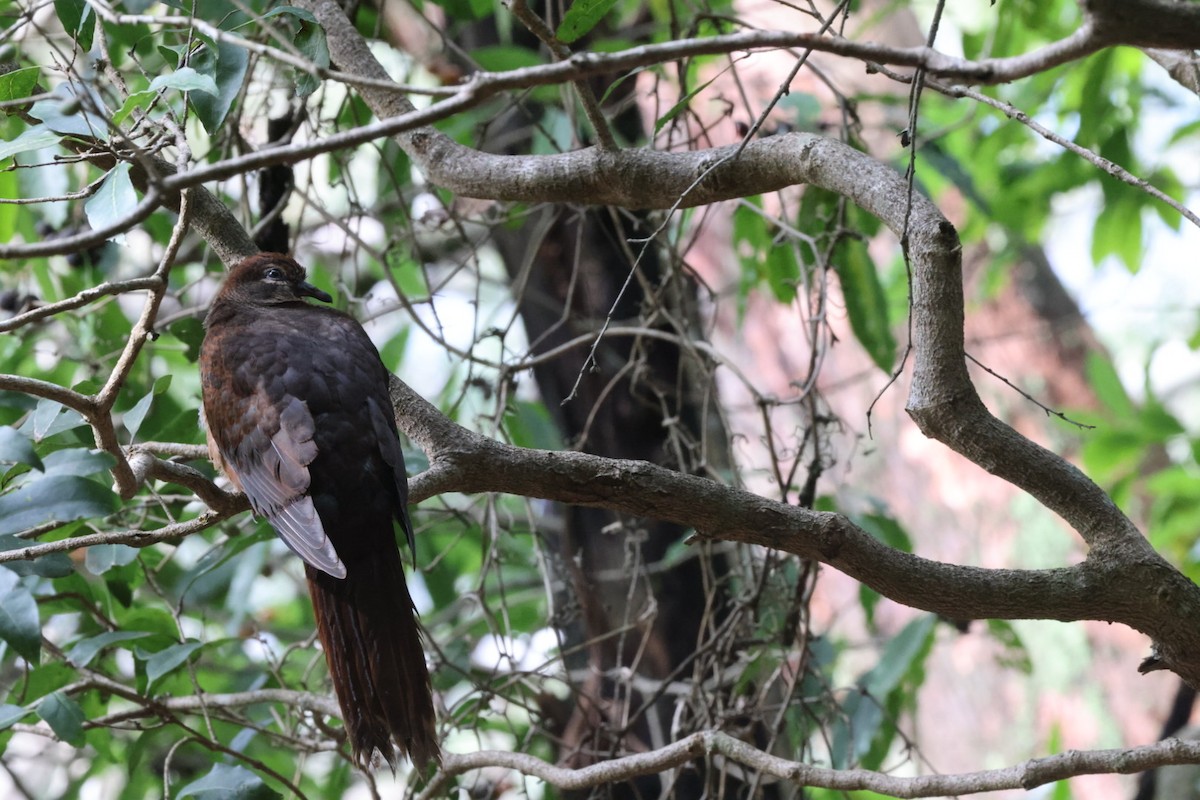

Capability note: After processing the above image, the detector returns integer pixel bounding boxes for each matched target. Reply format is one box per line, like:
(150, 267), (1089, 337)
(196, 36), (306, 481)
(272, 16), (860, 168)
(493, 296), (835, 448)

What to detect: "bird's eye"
(263, 267), (285, 281)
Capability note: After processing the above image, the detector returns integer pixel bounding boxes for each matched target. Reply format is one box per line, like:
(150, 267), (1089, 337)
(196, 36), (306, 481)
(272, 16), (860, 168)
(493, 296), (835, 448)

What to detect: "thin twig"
(966, 352), (1095, 429)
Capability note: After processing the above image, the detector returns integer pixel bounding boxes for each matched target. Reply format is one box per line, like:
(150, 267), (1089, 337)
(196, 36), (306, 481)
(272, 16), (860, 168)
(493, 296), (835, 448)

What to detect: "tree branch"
(0, 511), (236, 565)
(421, 731), (1200, 799)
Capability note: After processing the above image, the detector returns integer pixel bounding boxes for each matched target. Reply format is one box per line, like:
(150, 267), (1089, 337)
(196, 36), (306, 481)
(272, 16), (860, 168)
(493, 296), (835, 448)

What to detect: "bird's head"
(217, 254), (334, 308)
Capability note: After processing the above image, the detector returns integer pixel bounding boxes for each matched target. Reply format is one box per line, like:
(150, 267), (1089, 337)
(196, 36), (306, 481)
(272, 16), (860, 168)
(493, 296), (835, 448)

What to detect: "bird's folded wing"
(230, 395), (347, 579)
(366, 394), (416, 557)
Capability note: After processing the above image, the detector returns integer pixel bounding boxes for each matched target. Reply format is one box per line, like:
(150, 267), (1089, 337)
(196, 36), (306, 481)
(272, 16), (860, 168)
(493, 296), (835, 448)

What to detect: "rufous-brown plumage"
(199, 253), (438, 769)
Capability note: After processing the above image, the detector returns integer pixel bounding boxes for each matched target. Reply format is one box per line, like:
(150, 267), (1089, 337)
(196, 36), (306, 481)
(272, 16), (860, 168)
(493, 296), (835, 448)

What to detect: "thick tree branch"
(391, 375), (1192, 657)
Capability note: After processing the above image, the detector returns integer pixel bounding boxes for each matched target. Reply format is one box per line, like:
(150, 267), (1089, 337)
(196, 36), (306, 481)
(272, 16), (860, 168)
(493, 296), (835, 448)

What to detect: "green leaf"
(120, 606), (180, 639)
(0, 704), (28, 731)
(0, 169), (17, 242)
(1090, 193), (1142, 271)
(863, 614), (937, 697)
(1085, 352), (1134, 418)
(0, 474), (119, 536)
(189, 37), (249, 134)
(142, 640), (203, 688)
(986, 620), (1032, 673)
(177, 764), (282, 800)
(40, 448), (115, 477)
(429, 0), (492, 22)
(122, 375), (170, 439)
(853, 513), (912, 553)
(113, 67), (220, 127)
(29, 87), (106, 138)
(473, 45), (544, 72)
(557, 0), (621, 43)
(262, 6), (319, 24)
(0, 426), (43, 471)
(66, 630), (151, 668)
(53, 0), (94, 50)
(170, 317), (207, 363)
(84, 544), (139, 575)
(654, 73), (720, 134)
(504, 400), (561, 450)
(834, 234), (895, 372)
(25, 399), (87, 440)
(149, 66), (218, 96)
(764, 240), (800, 302)
(0, 68), (39, 104)
(0, 570), (40, 664)
(0, 125), (61, 163)
(37, 691), (85, 746)
(293, 20), (330, 97)
(84, 163), (137, 244)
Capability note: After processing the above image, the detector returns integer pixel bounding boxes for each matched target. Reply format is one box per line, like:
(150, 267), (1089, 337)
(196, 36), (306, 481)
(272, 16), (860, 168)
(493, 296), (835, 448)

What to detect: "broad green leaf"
(25, 399), (87, 440)
(177, 764), (282, 800)
(863, 614), (936, 697)
(0, 125), (61, 163)
(53, 0), (94, 50)
(189, 37), (250, 134)
(764, 241), (800, 302)
(113, 68), (220, 127)
(558, 0), (621, 43)
(40, 448), (115, 477)
(1085, 352), (1135, 419)
(0, 426), (42, 471)
(293, 20), (330, 97)
(29, 88), (106, 138)
(122, 375), (170, 438)
(262, 6), (319, 24)
(0, 570), (40, 663)
(84, 163), (137, 244)
(986, 620), (1032, 674)
(1090, 193), (1142, 271)
(149, 66), (218, 96)
(0, 68), (39, 103)
(37, 691), (84, 746)
(170, 317), (207, 363)
(853, 513), (912, 553)
(84, 544), (139, 575)
(66, 630), (151, 668)
(142, 640), (203, 688)
(505, 400), (561, 450)
(119, 606), (180, 639)
(0, 704), (28, 731)
(835, 235), (895, 372)
(23, 662), (74, 702)
(0, 474), (119, 536)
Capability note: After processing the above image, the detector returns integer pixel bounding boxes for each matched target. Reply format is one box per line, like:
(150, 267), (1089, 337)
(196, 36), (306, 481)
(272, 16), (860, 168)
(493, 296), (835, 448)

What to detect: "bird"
(198, 253), (439, 769)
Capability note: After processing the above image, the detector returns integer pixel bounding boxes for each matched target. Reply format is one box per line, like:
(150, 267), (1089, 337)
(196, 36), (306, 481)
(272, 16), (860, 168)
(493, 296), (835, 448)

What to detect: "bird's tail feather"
(307, 553), (439, 770)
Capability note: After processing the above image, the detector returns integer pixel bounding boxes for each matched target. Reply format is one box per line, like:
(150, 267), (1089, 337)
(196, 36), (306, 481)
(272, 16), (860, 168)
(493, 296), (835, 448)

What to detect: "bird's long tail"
(306, 552), (439, 769)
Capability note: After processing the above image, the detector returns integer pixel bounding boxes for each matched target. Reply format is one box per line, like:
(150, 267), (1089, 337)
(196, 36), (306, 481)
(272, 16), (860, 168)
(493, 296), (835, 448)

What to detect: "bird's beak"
(298, 282), (333, 303)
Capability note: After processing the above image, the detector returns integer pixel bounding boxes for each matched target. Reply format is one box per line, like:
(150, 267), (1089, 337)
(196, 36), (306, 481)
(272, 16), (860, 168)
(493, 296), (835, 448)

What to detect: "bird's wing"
(366, 394), (415, 557)
(228, 394), (347, 579)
